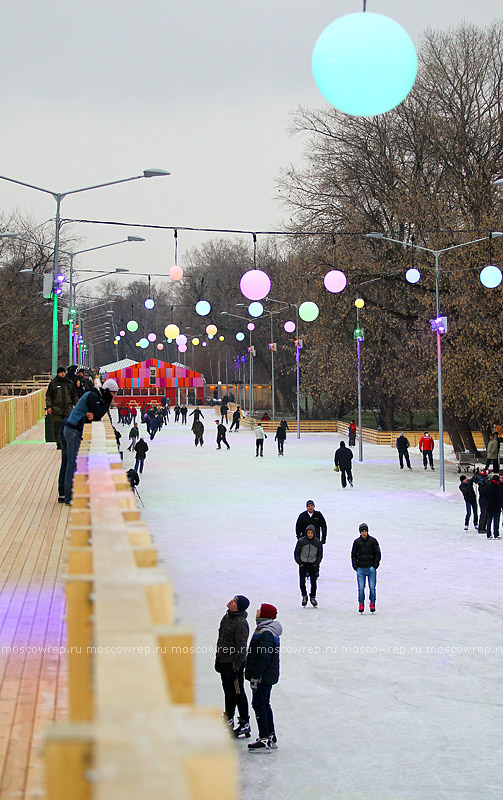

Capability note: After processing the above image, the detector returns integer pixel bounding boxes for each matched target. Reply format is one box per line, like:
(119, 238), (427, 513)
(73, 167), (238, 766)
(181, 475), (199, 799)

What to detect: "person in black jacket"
(215, 595), (250, 738)
(334, 441), (353, 488)
(459, 475), (479, 531)
(396, 433), (412, 470)
(351, 523), (381, 613)
(474, 470), (489, 533)
(229, 406), (241, 432)
(480, 473), (501, 539)
(46, 367), (78, 447)
(216, 421), (230, 450)
(134, 437), (149, 474)
(245, 603), (282, 753)
(294, 525), (323, 607)
(295, 500), (327, 544)
(274, 424), (286, 456)
(192, 418), (204, 446)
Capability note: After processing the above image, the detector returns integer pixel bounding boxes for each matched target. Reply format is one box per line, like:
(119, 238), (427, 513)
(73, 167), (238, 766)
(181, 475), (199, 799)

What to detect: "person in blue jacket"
(245, 603), (282, 753)
(60, 379), (118, 505)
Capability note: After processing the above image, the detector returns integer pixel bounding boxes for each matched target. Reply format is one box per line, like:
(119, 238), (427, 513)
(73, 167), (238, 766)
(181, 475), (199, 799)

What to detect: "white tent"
(98, 358), (139, 374)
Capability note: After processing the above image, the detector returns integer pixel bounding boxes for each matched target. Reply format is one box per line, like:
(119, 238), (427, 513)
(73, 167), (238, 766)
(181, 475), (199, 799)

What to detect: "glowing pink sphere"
(284, 320), (296, 333)
(169, 265), (184, 280)
(147, 333), (157, 342)
(324, 269), (347, 293)
(157, 343), (164, 350)
(178, 343), (187, 353)
(240, 269), (271, 301)
(119, 330), (126, 337)
(247, 322), (255, 331)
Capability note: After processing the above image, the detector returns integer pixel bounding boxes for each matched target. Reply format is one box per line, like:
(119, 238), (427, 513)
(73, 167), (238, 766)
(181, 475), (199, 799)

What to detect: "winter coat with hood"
(480, 477), (501, 512)
(486, 437), (499, 460)
(65, 387), (112, 434)
(459, 476), (477, 504)
(294, 534), (323, 567)
(254, 425), (266, 440)
(215, 609), (249, 670)
(46, 375), (77, 417)
(245, 618), (282, 686)
(351, 534), (381, 570)
(134, 439), (149, 459)
(396, 435), (410, 453)
(334, 441), (353, 470)
(192, 419), (204, 436)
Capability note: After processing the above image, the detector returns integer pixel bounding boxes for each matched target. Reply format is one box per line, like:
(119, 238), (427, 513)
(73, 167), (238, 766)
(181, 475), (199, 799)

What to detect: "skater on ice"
(351, 523), (381, 613)
(419, 432), (435, 470)
(245, 603), (282, 753)
(396, 432), (412, 470)
(215, 420), (230, 450)
(274, 423), (286, 456)
(334, 440), (353, 488)
(295, 500), (327, 544)
(214, 595), (251, 738)
(253, 423), (266, 457)
(459, 474), (479, 530)
(294, 524), (322, 606)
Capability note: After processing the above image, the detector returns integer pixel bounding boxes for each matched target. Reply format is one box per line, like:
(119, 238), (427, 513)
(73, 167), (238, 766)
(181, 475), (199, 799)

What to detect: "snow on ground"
(114, 409), (503, 800)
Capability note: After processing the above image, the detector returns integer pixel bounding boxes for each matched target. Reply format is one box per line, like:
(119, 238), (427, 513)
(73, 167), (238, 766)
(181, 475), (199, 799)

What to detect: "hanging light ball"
(480, 265), (503, 288)
(178, 343), (187, 353)
(144, 298), (155, 310)
(119, 330), (125, 337)
(135, 341), (140, 347)
(248, 301), (264, 317)
(127, 320), (139, 332)
(324, 269), (347, 293)
(219, 335), (225, 341)
(164, 323), (180, 339)
(240, 269), (271, 301)
(405, 268), (421, 284)
(284, 320), (296, 333)
(355, 298), (365, 309)
(312, 12), (417, 117)
(147, 332), (157, 342)
(208, 334), (214, 340)
(247, 322), (255, 331)
(114, 340), (119, 346)
(139, 337), (149, 349)
(169, 265), (184, 281)
(202, 341), (207, 347)
(157, 343), (164, 351)
(176, 334), (188, 345)
(236, 332), (245, 341)
(299, 301), (319, 322)
(192, 337), (200, 346)
(167, 338), (173, 343)
(206, 324), (217, 336)
(195, 300), (211, 316)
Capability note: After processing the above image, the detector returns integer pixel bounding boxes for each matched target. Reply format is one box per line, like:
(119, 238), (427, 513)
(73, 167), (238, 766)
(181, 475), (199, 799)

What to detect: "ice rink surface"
(115, 409), (503, 800)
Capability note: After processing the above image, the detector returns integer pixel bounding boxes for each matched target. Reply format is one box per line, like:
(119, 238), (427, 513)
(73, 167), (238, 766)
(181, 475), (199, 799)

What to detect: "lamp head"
(0, 232), (18, 239)
(493, 178), (503, 187)
(366, 232), (384, 239)
(115, 268), (129, 273)
(143, 168), (170, 178)
(127, 236), (145, 242)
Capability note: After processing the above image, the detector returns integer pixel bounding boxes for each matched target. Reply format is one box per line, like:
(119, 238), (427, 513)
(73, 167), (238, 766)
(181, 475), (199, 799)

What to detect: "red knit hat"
(259, 603), (277, 619)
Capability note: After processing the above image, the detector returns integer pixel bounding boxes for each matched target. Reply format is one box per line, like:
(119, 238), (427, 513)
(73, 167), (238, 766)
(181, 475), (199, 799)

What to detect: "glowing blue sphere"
(312, 13), (417, 117)
(195, 300), (211, 316)
(480, 265), (502, 288)
(144, 298), (154, 310)
(236, 332), (245, 341)
(406, 268), (421, 284)
(248, 302), (263, 317)
(139, 337), (149, 348)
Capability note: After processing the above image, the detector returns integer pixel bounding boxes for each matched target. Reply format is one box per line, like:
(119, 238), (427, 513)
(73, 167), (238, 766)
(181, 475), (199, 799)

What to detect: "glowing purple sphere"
(247, 322), (255, 331)
(240, 269), (271, 301)
(284, 320), (296, 333)
(147, 332), (157, 342)
(324, 269), (347, 293)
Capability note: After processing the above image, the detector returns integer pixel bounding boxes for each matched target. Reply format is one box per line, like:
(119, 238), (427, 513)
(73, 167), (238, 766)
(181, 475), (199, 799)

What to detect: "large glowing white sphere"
(299, 301), (319, 322)
(248, 301), (264, 317)
(236, 332), (245, 341)
(240, 269), (271, 301)
(324, 269), (347, 293)
(195, 300), (211, 316)
(164, 324), (180, 339)
(169, 265), (184, 280)
(405, 268), (421, 284)
(284, 320), (296, 333)
(480, 265), (502, 288)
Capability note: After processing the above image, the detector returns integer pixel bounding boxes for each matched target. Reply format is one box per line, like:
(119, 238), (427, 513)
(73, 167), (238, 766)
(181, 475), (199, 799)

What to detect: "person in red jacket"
(419, 432), (435, 470)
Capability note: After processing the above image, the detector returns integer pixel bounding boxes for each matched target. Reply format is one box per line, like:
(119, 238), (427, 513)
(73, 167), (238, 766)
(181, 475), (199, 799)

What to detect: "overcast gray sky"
(0, 0), (501, 280)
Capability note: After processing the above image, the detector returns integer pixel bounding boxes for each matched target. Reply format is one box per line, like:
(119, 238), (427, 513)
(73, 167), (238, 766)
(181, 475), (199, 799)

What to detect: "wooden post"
(66, 577), (94, 721)
(45, 724), (94, 800)
(156, 627), (194, 704)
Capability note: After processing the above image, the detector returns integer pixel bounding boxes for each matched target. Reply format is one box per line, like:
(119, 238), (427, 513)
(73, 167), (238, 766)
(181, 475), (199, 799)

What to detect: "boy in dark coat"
(245, 603), (282, 753)
(295, 500), (327, 544)
(334, 441), (354, 488)
(215, 595), (250, 738)
(294, 525), (323, 606)
(396, 433), (412, 469)
(459, 475), (478, 530)
(351, 523), (381, 613)
(46, 367), (78, 447)
(274, 424), (286, 456)
(216, 421), (230, 450)
(480, 473), (501, 539)
(192, 418), (204, 446)
(134, 437), (149, 474)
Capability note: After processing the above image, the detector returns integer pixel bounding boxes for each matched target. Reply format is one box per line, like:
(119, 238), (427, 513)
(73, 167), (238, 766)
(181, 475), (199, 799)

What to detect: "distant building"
(100, 358), (205, 404)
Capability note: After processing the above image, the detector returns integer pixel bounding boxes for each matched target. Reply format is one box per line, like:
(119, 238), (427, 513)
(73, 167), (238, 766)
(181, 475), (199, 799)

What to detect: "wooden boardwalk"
(0, 420), (69, 799)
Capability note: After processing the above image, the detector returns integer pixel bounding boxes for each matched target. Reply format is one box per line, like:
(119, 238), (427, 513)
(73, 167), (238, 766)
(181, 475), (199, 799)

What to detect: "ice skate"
(370, 602), (375, 613)
(310, 596), (318, 607)
(248, 737), (271, 753)
(234, 719), (251, 738)
(359, 603), (364, 613)
(301, 595), (308, 607)
(268, 733), (278, 749)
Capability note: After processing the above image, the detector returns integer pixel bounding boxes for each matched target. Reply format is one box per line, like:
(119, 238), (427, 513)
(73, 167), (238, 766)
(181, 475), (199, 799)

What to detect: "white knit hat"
(102, 379), (119, 392)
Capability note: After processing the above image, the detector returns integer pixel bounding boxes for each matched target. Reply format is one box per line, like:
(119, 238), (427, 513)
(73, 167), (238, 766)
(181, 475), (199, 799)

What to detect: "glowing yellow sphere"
(192, 337), (200, 346)
(206, 324), (217, 336)
(164, 323), (180, 338)
(219, 335), (225, 341)
(355, 298), (365, 308)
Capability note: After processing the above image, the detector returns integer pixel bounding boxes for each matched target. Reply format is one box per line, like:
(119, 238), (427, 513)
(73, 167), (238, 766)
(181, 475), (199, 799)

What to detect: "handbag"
(334, 465), (339, 472)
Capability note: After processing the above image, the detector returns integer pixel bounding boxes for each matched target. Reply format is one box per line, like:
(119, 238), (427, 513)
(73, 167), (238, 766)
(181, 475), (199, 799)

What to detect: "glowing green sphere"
(127, 319), (139, 332)
(312, 13), (417, 117)
(299, 302), (319, 322)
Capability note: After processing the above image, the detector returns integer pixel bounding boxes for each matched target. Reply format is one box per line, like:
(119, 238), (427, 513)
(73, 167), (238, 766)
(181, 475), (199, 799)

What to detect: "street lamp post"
(72, 271), (128, 363)
(220, 311), (255, 416)
(354, 298), (365, 463)
(366, 231), (500, 491)
(0, 169), (169, 373)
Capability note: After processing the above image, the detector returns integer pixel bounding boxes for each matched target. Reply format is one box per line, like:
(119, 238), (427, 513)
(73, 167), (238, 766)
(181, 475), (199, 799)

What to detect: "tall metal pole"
(435, 252), (445, 492)
(270, 312), (276, 421)
(51, 195), (62, 374)
(296, 305), (300, 440)
(356, 308), (363, 463)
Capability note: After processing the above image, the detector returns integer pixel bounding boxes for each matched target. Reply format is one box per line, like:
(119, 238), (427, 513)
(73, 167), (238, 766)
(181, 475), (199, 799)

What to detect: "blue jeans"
(486, 510), (500, 538)
(356, 567), (376, 604)
(63, 426), (82, 503)
(464, 500), (478, 527)
(134, 457), (145, 473)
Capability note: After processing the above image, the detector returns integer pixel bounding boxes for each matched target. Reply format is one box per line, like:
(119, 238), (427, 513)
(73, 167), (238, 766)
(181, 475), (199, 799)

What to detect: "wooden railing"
(44, 418), (237, 800)
(0, 389), (45, 448)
